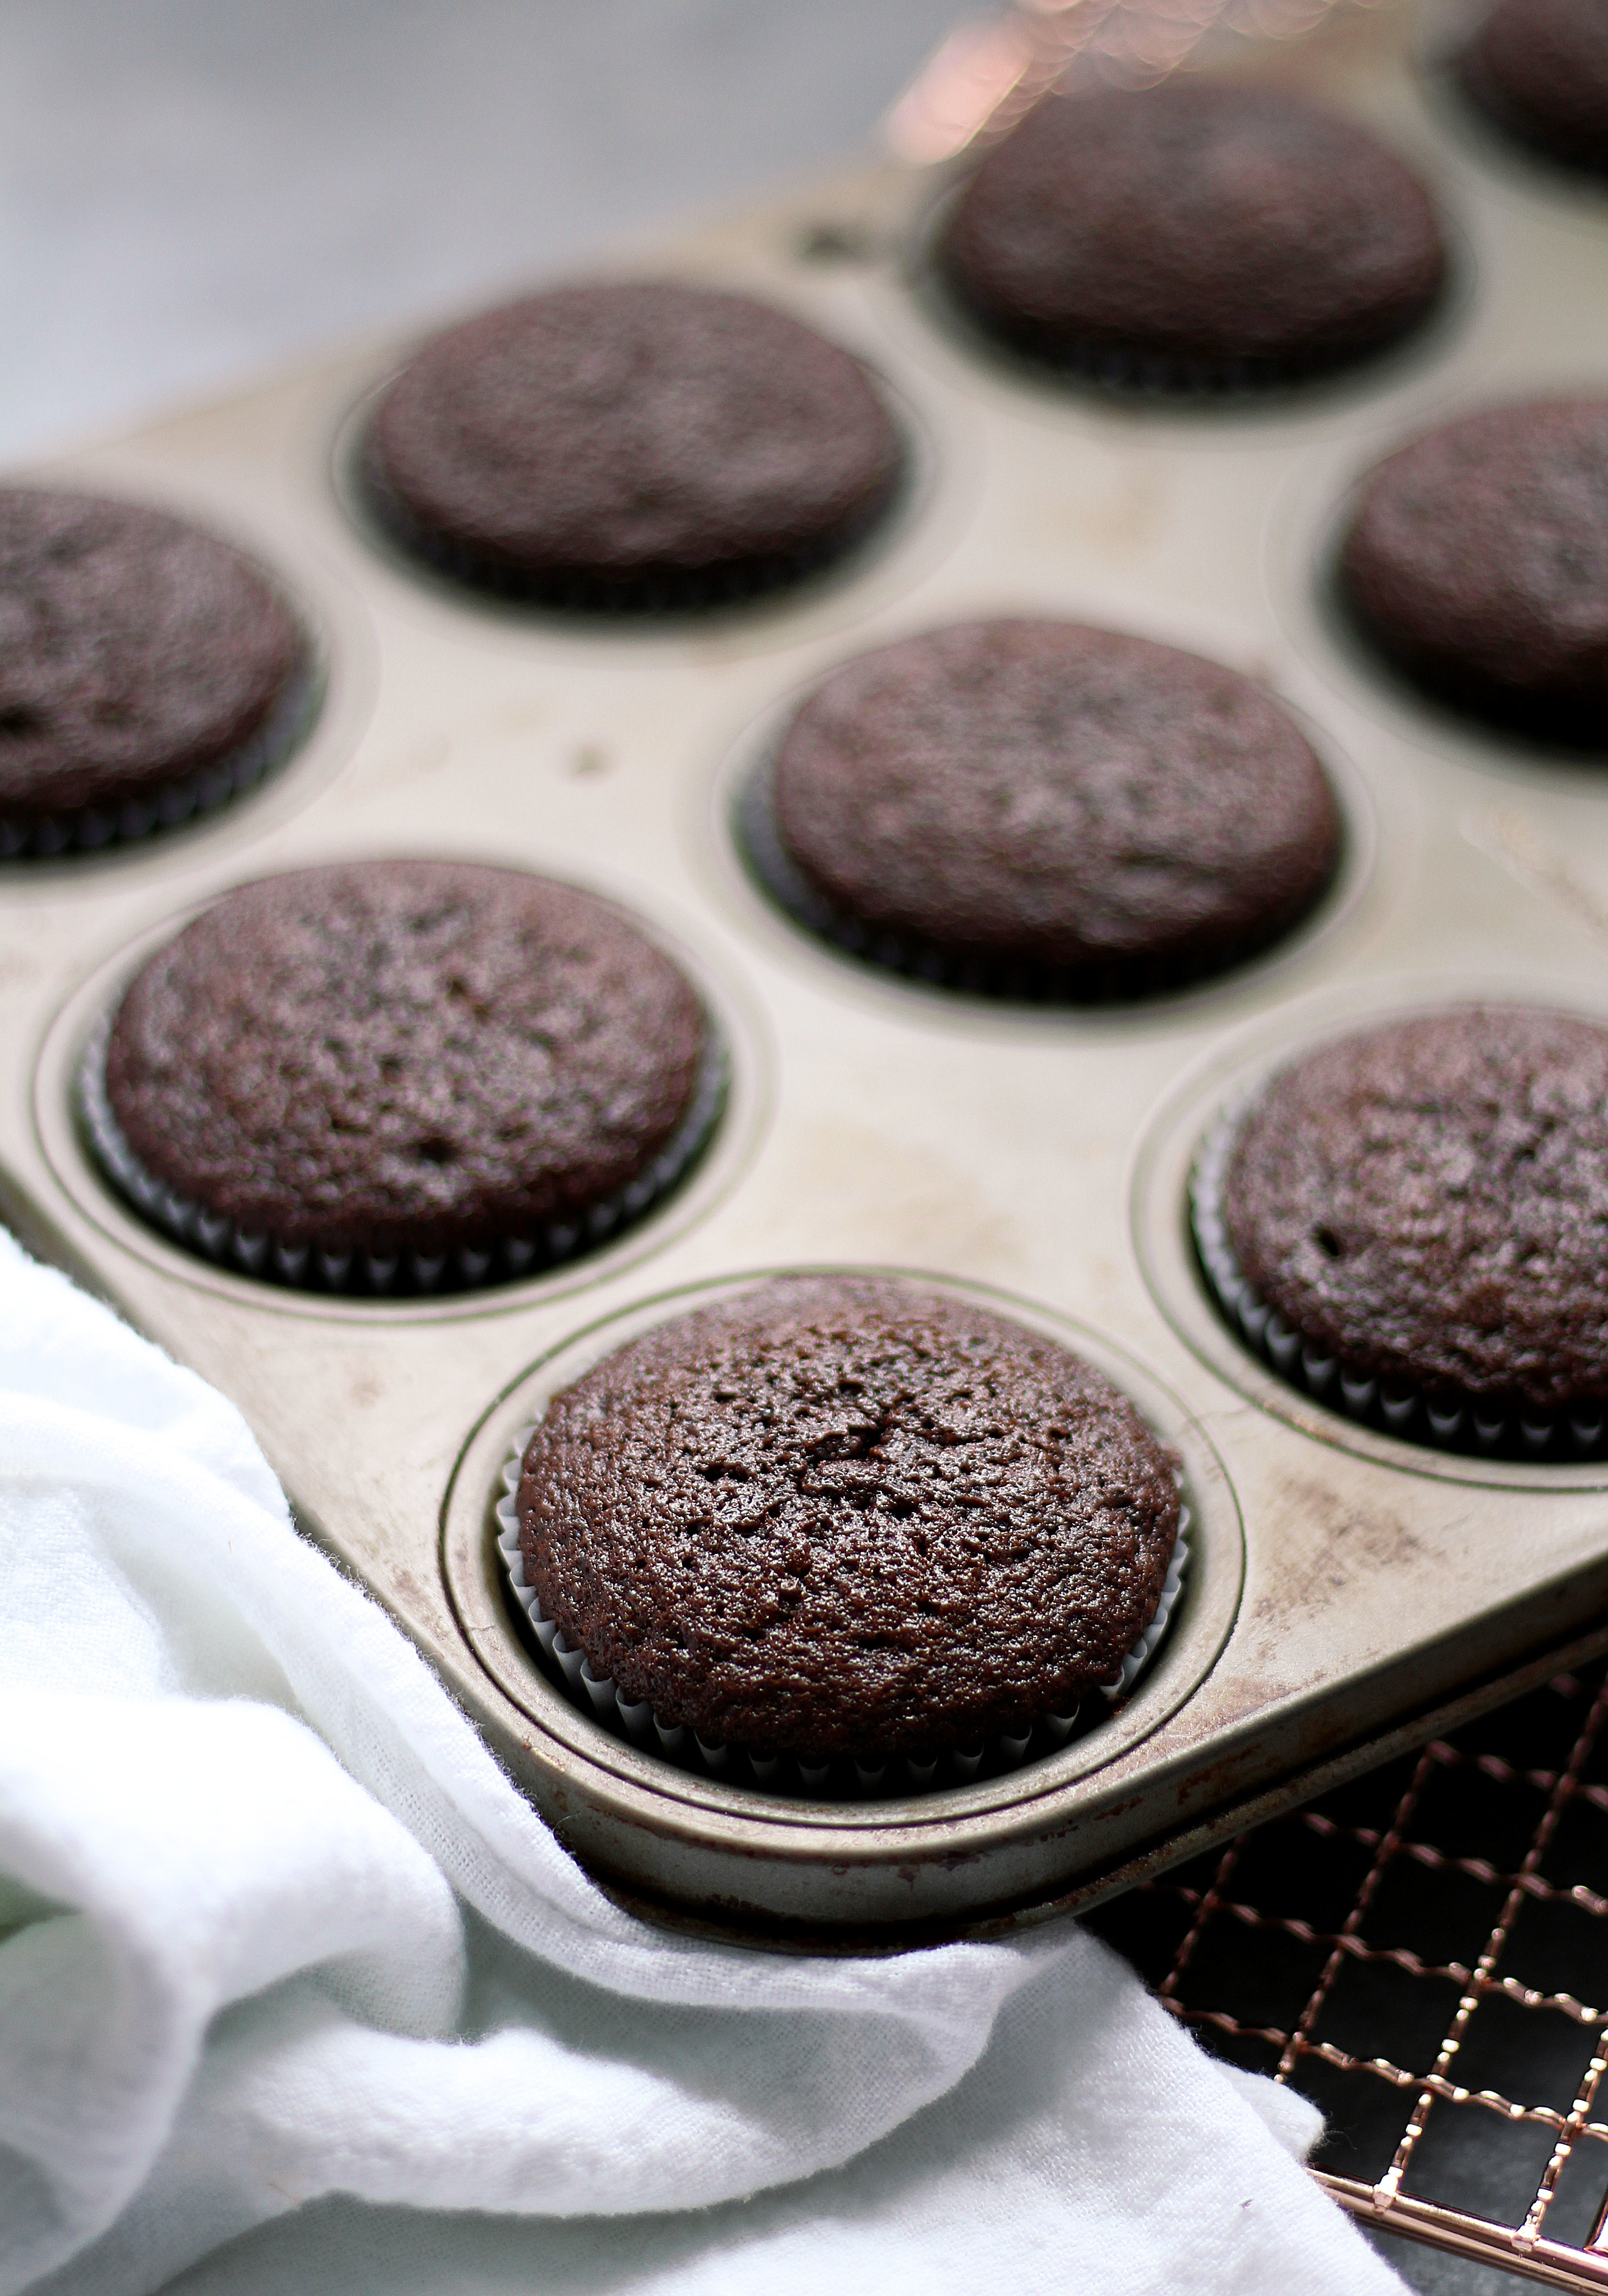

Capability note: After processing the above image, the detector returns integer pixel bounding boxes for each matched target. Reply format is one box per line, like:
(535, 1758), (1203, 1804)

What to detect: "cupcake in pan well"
(511, 1273), (1186, 1793)
(938, 82), (1448, 391)
(743, 618), (1343, 1001)
(363, 281), (906, 610)
(1338, 399), (1608, 746)
(1457, 0), (1608, 175)
(1193, 1006), (1608, 1456)
(85, 859), (723, 1294)
(0, 489), (315, 858)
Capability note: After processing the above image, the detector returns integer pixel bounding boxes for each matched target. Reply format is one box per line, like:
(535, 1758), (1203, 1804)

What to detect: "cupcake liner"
(0, 647), (322, 863)
(357, 429), (908, 618)
(1191, 1099), (1608, 1461)
(76, 1013), (728, 1298)
(736, 750), (1332, 1007)
(495, 1434), (1191, 1800)
(928, 246), (1451, 406)
(963, 328), (1438, 401)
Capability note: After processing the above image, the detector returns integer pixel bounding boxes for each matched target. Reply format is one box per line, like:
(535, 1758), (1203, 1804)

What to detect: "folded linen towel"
(0, 1232), (1402, 2294)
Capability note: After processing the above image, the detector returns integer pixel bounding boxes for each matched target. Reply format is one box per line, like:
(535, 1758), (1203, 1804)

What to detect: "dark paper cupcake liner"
(736, 750), (1335, 1007)
(356, 427), (909, 618)
(76, 1011), (728, 1298)
(959, 327), (1446, 401)
(1191, 1101), (1608, 1461)
(495, 1436), (1190, 1801)
(0, 647), (322, 862)
(926, 243), (1455, 407)
(941, 310), (1358, 400)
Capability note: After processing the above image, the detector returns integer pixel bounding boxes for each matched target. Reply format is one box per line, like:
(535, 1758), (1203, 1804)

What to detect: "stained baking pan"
(2, 0), (1607, 1943)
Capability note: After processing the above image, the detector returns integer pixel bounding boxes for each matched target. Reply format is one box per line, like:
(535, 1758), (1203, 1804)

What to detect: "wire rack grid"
(1089, 1658), (1608, 2289)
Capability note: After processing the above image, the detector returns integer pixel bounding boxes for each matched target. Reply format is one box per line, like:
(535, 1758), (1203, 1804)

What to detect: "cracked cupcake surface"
(102, 858), (711, 1263)
(516, 1273), (1180, 1762)
(1221, 1007), (1608, 1418)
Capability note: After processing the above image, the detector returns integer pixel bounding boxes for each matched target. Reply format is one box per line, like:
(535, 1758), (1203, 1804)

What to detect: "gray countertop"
(0, 0), (972, 463)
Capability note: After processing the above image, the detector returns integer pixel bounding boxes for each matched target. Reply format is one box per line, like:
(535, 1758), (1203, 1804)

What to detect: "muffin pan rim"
(439, 1264), (1245, 1842)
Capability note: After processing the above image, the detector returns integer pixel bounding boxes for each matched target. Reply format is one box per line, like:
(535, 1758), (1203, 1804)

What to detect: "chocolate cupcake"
(0, 489), (313, 858)
(1338, 399), (1608, 744)
(939, 82), (1448, 389)
(744, 619), (1343, 1000)
(512, 1273), (1183, 1784)
(1194, 1006), (1608, 1454)
(86, 859), (721, 1292)
(364, 281), (905, 608)
(1459, 0), (1608, 175)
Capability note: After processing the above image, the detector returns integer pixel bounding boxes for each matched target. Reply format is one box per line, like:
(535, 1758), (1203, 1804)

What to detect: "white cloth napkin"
(0, 1232), (1403, 2294)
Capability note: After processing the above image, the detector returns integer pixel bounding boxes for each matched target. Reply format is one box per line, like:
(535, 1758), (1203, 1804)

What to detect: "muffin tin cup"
(493, 1431), (1191, 1801)
(75, 1013), (729, 1299)
(0, 645), (323, 863)
(1190, 1100), (1608, 1462)
(353, 389), (914, 620)
(904, 174), (1476, 415)
(735, 738), (1351, 1008)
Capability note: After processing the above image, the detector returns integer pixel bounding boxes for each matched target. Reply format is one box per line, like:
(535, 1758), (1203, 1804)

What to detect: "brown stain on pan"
(1258, 1468), (1425, 1616)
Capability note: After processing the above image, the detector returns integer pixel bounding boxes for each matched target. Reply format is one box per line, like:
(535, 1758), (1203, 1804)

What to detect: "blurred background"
(0, 0), (980, 465)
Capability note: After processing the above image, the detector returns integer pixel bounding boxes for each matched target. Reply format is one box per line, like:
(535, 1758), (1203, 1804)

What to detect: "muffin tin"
(4, 0), (1608, 1942)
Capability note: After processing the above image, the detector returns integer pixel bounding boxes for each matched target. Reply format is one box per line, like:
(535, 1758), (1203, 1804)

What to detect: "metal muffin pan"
(3, 0), (1608, 1942)
(443, 1274), (1234, 1920)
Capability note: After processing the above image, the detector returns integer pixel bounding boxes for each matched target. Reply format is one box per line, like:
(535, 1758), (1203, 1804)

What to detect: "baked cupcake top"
(1339, 399), (1608, 739)
(0, 489), (307, 833)
(761, 619), (1341, 996)
(517, 1273), (1181, 1761)
(368, 281), (904, 602)
(103, 860), (711, 1263)
(1220, 1007), (1608, 1416)
(1460, 0), (1608, 173)
(940, 82), (1447, 381)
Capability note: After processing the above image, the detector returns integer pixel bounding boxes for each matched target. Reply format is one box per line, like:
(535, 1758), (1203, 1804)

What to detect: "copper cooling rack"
(1091, 1656), (1608, 2288)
